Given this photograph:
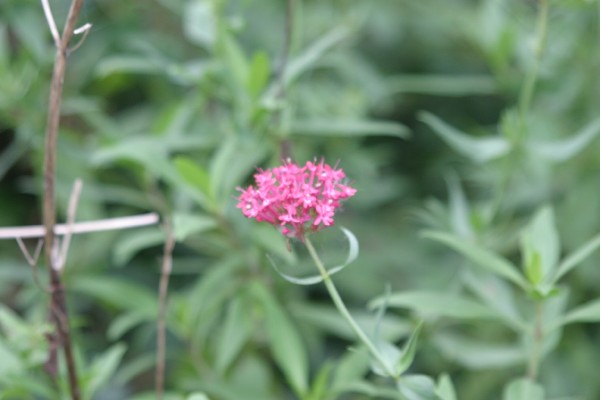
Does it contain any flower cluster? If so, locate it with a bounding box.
[237,160,356,238]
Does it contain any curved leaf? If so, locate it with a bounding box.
[423,230,528,289]
[270,227,359,285]
[419,111,510,163]
[532,116,600,162]
[291,119,410,138]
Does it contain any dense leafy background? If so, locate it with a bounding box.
[1,0,600,399]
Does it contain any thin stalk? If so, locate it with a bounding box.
[42,0,86,399]
[518,0,549,137]
[527,301,544,381]
[156,223,175,400]
[304,236,397,379]
[490,0,549,222]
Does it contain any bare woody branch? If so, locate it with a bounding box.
[0,213,160,240]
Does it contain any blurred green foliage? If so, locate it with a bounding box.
[1,0,600,399]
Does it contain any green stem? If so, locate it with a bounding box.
[518,0,549,137]
[304,236,397,378]
[527,301,544,381]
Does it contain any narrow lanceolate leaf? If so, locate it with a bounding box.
[553,231,600,284]
[435,374,457,400]
[532,116,600,162]
[215,296,254,374]
[395,322,423,375]
[502,378,544,400]
[560,299,600,326]
[291,119,410,138]
[520,206,560,284]
[419,112,510,163]
[370,291,500,321]
[270,227,359,285]
[423,231,528,289]
[250,282,308,397]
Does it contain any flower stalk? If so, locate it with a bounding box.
[304,235,398,379]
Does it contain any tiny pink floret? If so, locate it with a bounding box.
[237,160,356,238]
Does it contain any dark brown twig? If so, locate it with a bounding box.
[156,221,175,400]
[41,0,87,399]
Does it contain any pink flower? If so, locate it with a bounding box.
[237,159,356,239]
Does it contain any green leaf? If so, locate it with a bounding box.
[397,375,438,400]
[423,231,528,289]
[395,322,423,375]
[112,228,165,266]
[173,213,217,242]
[445,172,473,239]
[183,0,216,48]
[561,299,600,326]
[247,51,270,98]
[291,119,410,138]
[70,276,157,315]
[215,295,254,374]
[520,207,559,285]
[173,156,212,200]
[419,111,510,163]
[330,349,370,392]
[250,282,308,397]
[370,291,500,320]
[502,378,544,400]
[532,116,600,162]
[108,311,150,340]
[285,26,350,85]
[83,343,127,399]
[433,333,525,369]
[270,227,358,285]
[553,231,600,284]
[187,394,210,400]
[435,374,457,400]
[221,32,249,89]
[385,74,497,96]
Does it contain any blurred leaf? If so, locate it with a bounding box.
[271,227,358,285]
[561,299,600,326]
[284,26,350,85]
[82,343,127,399]
[385,74,496,96]
[502,378,544,400]
[423,231,528,289]
[306,362,333,400]
[520,207,559,285]
[108,311,149,340]
[247,51,270,98]
[291,119,409,138]
[397,375,438,400]
[553,231,600,284]
[221,32,249,90]
[435,374,457,400]
[462,270,525,330]
[173,156,213,206]
[215,295,254,374]
[209,137,268,205]
[332,380,406,399]
[113,227,165,266]
[173,213,217,241]
[371,291,500,320]
[446,172,473,239]
[0,337,23,375]
[71,276,157,315]
[183,0,216,48]
[292,303,411,342]
[253,224,297,266]
[419,112,510,163]
[370,340,401,378]
[532,116,600,162]
[331,349,370,392]
[186,394,210,400]
[395,322,423,375]
[250,282,308,397]
[433,332,525,369]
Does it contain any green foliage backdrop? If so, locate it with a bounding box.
[1,0,600,399]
